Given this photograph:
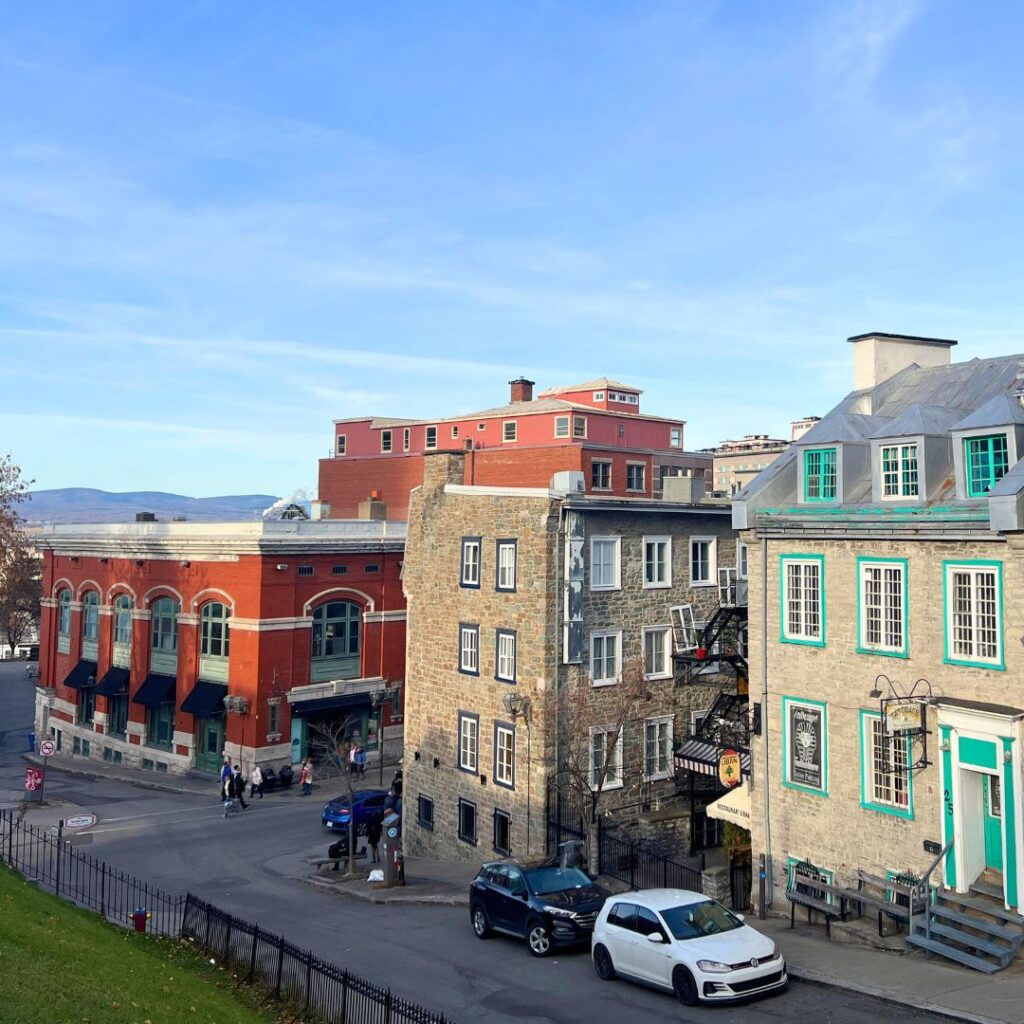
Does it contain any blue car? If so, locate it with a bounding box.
[321,789,389,835]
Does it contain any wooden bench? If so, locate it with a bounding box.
[786,862,847,938]
[840,869,924,937]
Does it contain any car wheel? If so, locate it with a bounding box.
[673,965,699,1006]
[593,944,616,981]
[471,903,492,939]
[526,917,553,958]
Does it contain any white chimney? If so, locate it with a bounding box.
[849,332,957,391]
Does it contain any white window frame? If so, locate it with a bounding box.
[691,707,710,733]
[781,556,824,645]
[403,427,411,452]
[425,425,438,450]
[670,427,683,447]
[458,713,479,772]
[642,626,672,680]
[502,420,517,443]
[626,462,646,492]
[496,630,516,683]
[643,536,671,589]
[858,559,906,655]
[591,460,612,490]
[554,415,570,438]
[380,429,392,453]
[689,536,717,586]
[862,711,911,813]
[450,424,460,439]
[880,443,919,499]
[593,391,605,401]
[496,541,516,592]
[589,726,623,790]
[460,538,481,587]
[590,631,622,686]
[590,536,621,591]
[738,542,749,579]
[643,716,674,781]
[573,415,587,438]
[494,724,515,788]
[945,562,1003,668]
[459,625,479,674]
[336,434,346,455]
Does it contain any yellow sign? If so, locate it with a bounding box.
[885,700,923,734]
[719,748,742,788]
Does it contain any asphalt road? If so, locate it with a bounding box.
[0,663,945,1023]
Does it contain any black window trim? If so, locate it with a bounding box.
[494,628,517,684]
[493,808,512,856]
[457,709,480,774]
[492,718,516,790]
[495,538,517,593]
[417,794,434,830]
[458,797,478,845]
[459,536,482,589]
[458,622,480,676]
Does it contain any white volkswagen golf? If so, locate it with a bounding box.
[591,889,787,1005]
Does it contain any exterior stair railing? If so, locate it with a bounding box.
[910,838,953,942]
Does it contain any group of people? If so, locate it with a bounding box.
[347,743,367,777]
[220,760,263,815]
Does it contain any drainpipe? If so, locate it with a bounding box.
[760,534,773,909]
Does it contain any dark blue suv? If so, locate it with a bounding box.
[469,861,607,957]
[321,788,389,835]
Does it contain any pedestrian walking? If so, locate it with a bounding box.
[354,744,366,778]
[219,757,232,802]
[347,744,358,775]
[222,773,238,817]
[366,812,382,863]
[250,764,264,799]
[231,765,249,810]
[300,757,314,796]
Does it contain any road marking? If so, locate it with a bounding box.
[90,802,304,834]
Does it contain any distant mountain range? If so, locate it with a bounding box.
[21,488,282,525]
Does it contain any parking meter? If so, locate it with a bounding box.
[381,810,403,886]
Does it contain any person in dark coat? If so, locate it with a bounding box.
[366,812,383,863]
[231,765,249,810]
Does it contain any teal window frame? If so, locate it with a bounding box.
[964,434,1009,497]
[803,448,837,501]
[943,560,1005,671]
[856,557,909,659]
[779,554,826,648]
[781,695,829,797]
[858,710,914,819]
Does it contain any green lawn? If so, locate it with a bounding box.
[0,865,278,1024]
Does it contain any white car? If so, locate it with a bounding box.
[591,889,787,1005]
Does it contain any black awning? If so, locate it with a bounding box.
[290,692,370,717]
[133,672,176,707]
[674,739,751,778]
[180,681,227,717]
[63,660,98,689]
[95,667,130,697]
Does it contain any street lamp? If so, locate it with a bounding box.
[223,695,251,774]
[370,685,400,786]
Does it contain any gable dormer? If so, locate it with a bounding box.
[951,395,1024,500]
[868,405,957,504]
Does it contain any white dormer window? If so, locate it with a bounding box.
[503,420,518,442]
[881,444,919,498]
[593,391,605,401]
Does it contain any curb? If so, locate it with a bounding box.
[302,874,469,906]
[21,752,211,797]
[787,963,1008,1024]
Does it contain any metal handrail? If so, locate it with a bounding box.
[910,839,953,942]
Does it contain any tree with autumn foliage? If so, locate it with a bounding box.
[0,455,37,657]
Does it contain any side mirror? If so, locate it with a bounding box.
[646,932,665,944]
[735,914,745,922]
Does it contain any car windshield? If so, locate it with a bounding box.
[523,867,593,895]
[660,900,743,940]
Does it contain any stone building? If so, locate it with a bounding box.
[734,331,1024,949]
[403,452,741,865]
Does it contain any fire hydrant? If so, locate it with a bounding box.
[131,907,150,933]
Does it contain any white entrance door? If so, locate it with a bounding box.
[958,768,987,891]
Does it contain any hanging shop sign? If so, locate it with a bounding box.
[718,749,742,788]
[882,697,925,735]
[787,701,824,792]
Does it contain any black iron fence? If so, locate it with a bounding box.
[182,894,450,1024]
[0,807,184,934]
[597,824,703,893]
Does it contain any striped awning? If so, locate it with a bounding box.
[675,739,751,778]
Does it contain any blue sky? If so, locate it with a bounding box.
[3,1,1023,497]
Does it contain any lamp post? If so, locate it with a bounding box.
[502,692,531,855]
[370,685,400,786]
[223,695,251,774]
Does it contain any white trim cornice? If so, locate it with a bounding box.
[231,616,313,632]
[364,610,407,623]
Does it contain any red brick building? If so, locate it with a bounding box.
[35,517,406,775]
[318,377,710,518]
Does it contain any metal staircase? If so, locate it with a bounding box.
[907,889,1024,972]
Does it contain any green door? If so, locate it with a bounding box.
[984,775,1003,872]
[196,715,225,773]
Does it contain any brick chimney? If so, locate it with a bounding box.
[509,377,535,403]
[357,491,387,521]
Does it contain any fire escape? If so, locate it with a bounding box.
[670,568,754,853]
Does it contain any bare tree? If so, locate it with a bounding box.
[308,716,361,875]
[0,537,40,656]
[554,655,655,859]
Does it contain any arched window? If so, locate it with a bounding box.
[310,601,361,681]
[150,597,179,674]
[57,589,72,636]
[82,591,99,642]
[199,602,231,682]
[112,595,133,668]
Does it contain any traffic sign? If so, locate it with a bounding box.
[24,767,43,791]
[39,739,56,758]
[387,826,398,839]
[63,813,97,830]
